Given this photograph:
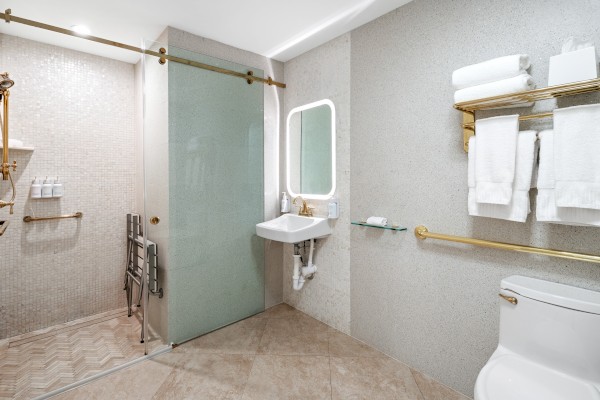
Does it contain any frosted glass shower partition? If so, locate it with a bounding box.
[143,41,265,345]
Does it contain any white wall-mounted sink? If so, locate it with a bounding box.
[256,214,331,243]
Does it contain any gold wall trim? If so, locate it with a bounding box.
[0,9,286,89]
[415,225,600,264]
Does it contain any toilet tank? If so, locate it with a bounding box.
[498,275,600,383]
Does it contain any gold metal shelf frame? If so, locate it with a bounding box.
[23,212,83,223]
[0,9,286,89]
[415,225,600,264]
[455,78,600,151]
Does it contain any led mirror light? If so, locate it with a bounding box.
[286,99,336,200]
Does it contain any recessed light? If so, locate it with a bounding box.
[70,25,90,35]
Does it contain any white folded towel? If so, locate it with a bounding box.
[452,54,531,89]
[475,115,520,205]
[553,104,600,210]
[468,131,536,222]
[366,216,387,227]
[537,130,600,226]
[454,74,535,104]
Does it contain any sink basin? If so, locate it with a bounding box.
[256,214,331,243]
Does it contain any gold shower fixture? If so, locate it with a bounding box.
[0,71,17,214]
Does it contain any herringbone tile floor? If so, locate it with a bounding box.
[0,308,165,400]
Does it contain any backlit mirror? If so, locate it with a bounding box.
[286,99,336,200]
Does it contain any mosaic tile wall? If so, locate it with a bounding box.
[0,34,135,339]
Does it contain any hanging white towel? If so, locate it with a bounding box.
[554,104,600,210]
[536,130,600,226]
[452,54,531,89]
[468,131,536,222]
[454,74,535,104]
[475,115,519,205]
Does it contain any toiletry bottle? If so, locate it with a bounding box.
[328,195,339,219]
[41,177,53,198]
[31,177,42,199]
[52,177,64,198]
[281,192,290,213]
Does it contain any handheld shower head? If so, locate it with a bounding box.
[0,73,14,90]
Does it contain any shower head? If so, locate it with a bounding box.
[0,73,14,90]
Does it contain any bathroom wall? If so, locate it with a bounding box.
[281,0,600,396]
[0,34,135,339]
[282,33,352,333]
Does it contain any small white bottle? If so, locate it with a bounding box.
[328,195,339,219]
[41,177,53,198]
[281,192,291,213]
[31,177,42,199]
[52,177,64,198]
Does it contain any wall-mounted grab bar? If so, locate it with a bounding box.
[415,225,600,264]
[23,212,82,223]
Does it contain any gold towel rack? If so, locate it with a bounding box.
[415,225,600,265]
[455,78,600,151]
[23,212,83,223]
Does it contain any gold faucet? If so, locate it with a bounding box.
[292,196,313,217]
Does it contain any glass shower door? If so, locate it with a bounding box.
[143,42,265,345]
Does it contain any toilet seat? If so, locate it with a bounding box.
[474,354,600,400]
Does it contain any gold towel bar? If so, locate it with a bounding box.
[23,212,83,223]
[415,225,600,264]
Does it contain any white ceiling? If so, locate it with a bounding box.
[0,0,412,64]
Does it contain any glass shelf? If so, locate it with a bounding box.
[351,221,407,231]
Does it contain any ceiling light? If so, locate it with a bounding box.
[70,25,90,35]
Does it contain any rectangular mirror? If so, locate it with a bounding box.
[286,99,336,200]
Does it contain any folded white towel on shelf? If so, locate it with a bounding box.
[452,54,531,90]
[366,216,387,227]
[474,115,520,205]
[553,104,600,210]
[536,130,600,226]
[468,131,536,222]
[454,74,535,104]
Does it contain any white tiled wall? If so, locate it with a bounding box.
[0,34,135,339]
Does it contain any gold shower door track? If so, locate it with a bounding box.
[0,9,286,89]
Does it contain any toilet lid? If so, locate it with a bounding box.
[475,354,600,400]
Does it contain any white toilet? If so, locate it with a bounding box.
[475,275,600,400]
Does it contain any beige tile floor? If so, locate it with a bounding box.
[55,304,472,400]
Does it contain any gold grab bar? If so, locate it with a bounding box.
[0,9,286,89]
[414,225,600,265]
[23,212,83,223]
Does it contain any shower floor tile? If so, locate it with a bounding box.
[52,303,471,400]
[0,307,166,400]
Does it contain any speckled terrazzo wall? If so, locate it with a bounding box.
[349,0,600,396]
[282,33,352,334]
[0,34,135,339]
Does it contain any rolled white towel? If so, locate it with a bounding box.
[366,216,387,227]
[452,54,530,89]
[454,74,535,104]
